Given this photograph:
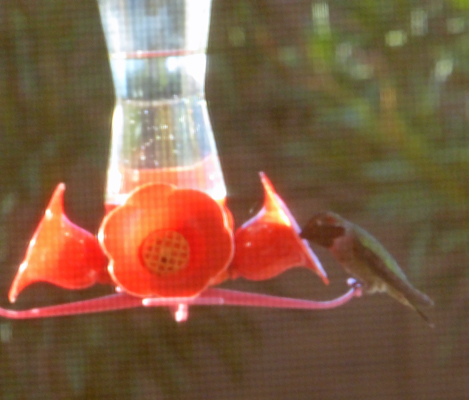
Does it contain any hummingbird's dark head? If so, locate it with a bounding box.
[300,212,346,248]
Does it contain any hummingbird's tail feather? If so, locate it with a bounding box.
[398,281,434,308]
[388,287,434,327]
[413,306,434,328]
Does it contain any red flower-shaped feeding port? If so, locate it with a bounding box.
[99,183,234,298]
[229,173,328,284]
[9,184,109,303]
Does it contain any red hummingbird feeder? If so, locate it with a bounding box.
[0,0,361,322]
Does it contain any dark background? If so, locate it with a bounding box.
[0,0,468,399]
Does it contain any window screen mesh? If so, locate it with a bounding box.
[0,1,466,399]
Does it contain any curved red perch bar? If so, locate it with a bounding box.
[0,282,362,321]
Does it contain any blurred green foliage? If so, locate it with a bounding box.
[210,0,469,378]
[0,0,469,398]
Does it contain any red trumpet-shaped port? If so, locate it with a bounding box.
[229,172,329,284]
[99,183,234,298]
[9,184,109,303]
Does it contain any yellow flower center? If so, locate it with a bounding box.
[140,230,190,276]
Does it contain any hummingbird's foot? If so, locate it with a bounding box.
[347,278,363,298]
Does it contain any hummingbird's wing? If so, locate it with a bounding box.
[351,226,434,308]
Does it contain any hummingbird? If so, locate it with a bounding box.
[300,211,434,325]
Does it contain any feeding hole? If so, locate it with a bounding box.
[140,230,190,276]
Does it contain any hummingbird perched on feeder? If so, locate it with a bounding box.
[300,211,434,325]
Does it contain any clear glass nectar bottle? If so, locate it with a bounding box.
[97,0,226,211]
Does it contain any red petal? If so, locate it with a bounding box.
[99,184,234,298]
[229,173,328,284]
[9,184,109,302]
